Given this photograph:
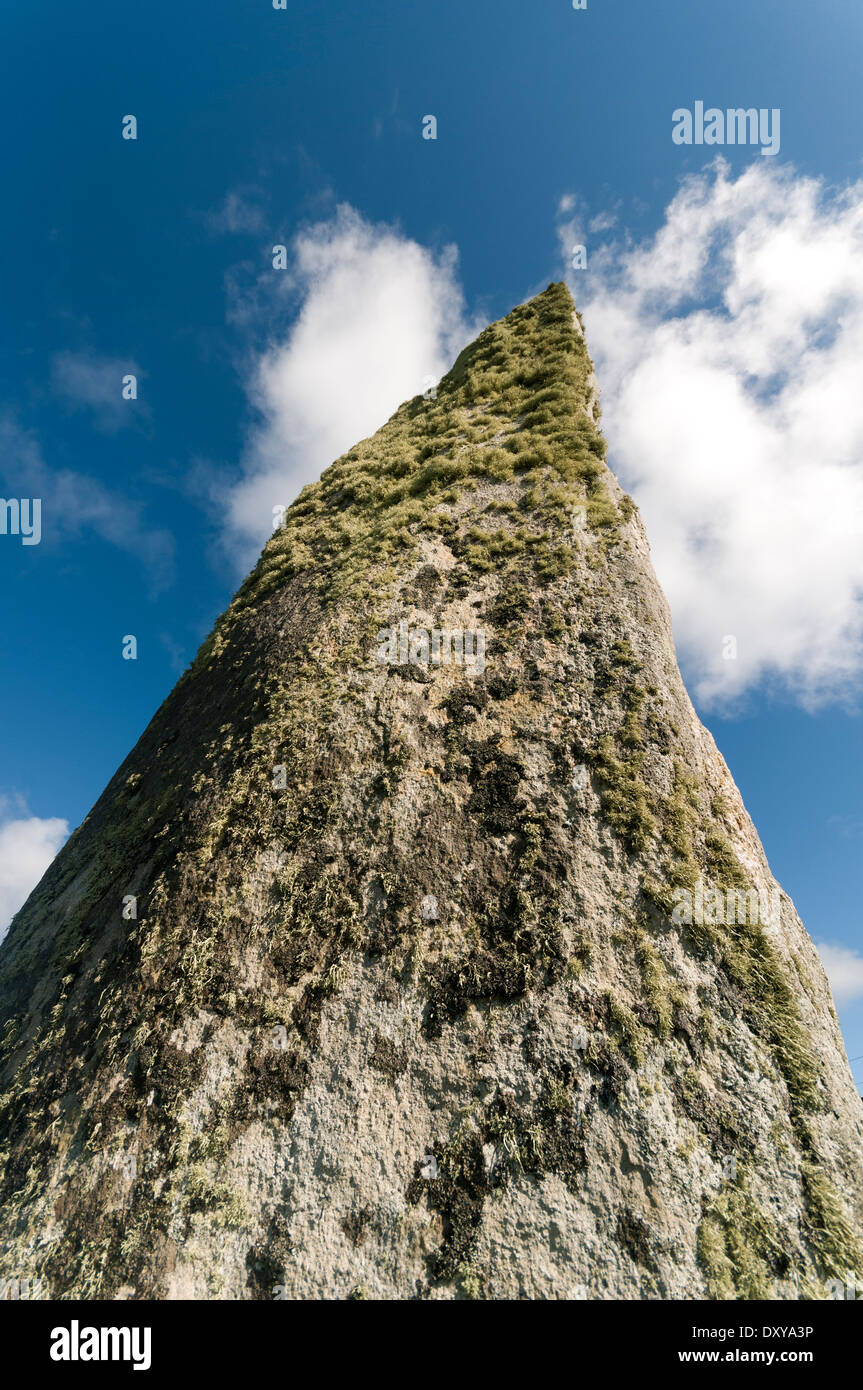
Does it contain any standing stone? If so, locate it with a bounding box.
[1,283,860,1300]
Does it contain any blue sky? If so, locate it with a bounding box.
[2,0,862,1077]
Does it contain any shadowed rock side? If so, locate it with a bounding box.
[1,283,861,1300]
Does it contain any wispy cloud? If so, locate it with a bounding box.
[827,814,863,841]
[0,414,175,594]
[560,160,863,709]
[205,188,266,237]
[51,351,147,432]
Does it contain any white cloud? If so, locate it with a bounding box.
[0,804,69,945]
[561,160,863,708]
[222,204,477,568]
[52,352,146,432]
[816,941,863,1009]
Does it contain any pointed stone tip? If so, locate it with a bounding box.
[513,280,575,316]
[541,279,573,300]
[450,280,581,380]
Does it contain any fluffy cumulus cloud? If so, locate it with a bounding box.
[816,941,863,1009]
[223,204,477,568]
[0,800,68,945]
[561,160,863,708]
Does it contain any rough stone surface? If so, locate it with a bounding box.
[1,283,861,1300]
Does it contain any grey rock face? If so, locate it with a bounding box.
[1,283,861,1300]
